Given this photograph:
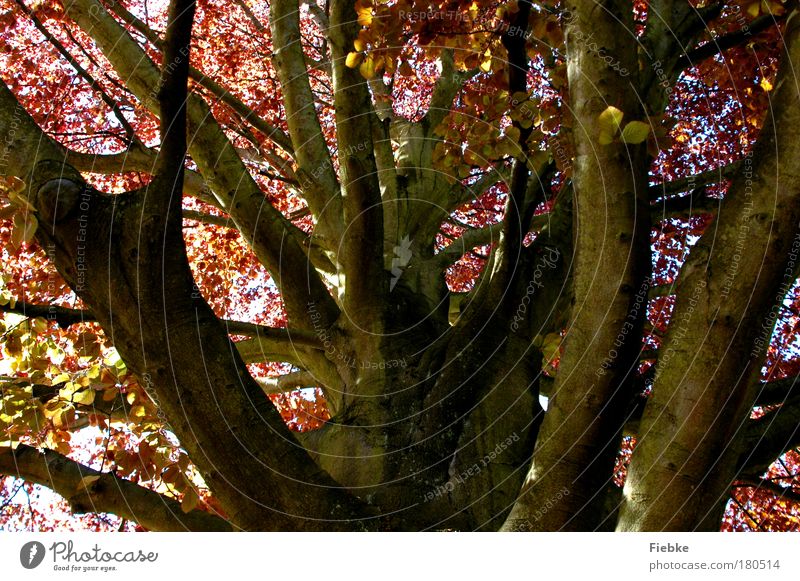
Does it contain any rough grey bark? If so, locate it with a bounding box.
[618,9,800,531]
[502,0,651,531]
[2,0,799,532]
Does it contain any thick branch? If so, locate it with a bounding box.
[639,1,723,114]
[733,480,800,506]
[619,11,800,531]
[0,81,70,191]
[153,0,194,195]
[475,0,536,315]
[0,86,215,207]
[182,209,232,227]
[649,160,742,199]
[328,0,386,336]
[432,211,554,270]
[433,222,504,268]
[0,298,323,351]
[269,0,341,231]
[258,370,319,394]
[305,1,330,31]
[503,0,650,532]
[0,300,89,328]
[0,299,330,374]
[0,445,232,531]
[753,375,800,406]
[29,159,370,529]
[423,50,476,136]
[446,163,513,214]
[652,190,721,221]
[675,12,786,71]
[740,397,800,478]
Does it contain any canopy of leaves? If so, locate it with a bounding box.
[0,0,799,531]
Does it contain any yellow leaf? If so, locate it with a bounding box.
[480,48,493,71]
[0,175,25,195]
[511,91,529,105]
[463,149,482,166]
[181,487,200,513]
[130,405,146,418]
[52,406,75,429]
[58,382,77,401]
[747,2,760,17]
[359,56,376,79]
[770,1,786,15]
[357,8,373,27]
[345,51,363,68]
[73,388,95,406]
[760,77,773,92]
[541,332,562,360]
[31,317,48,334]
[162,464,180,484]
[504,125,521,144]
[52,373,70,384]
[8,189,36,212]
[597,106,624,145]
[372,54,385,75]
[620,120,651,144]
[526,150,550,172]
[23,214,37,242]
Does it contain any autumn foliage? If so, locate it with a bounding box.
[1,0,800,531]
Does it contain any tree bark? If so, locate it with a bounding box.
[0,445,231,531]
[618,9,800,531]
[503,0,651,531]
[3,0,375,531]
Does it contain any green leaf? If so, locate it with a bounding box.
[52,373,70,384]
[597,106,624,145]
[73,388,95,406]
[620,120,651,144]
[511,91,529,105]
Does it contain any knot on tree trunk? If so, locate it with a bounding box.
[31,160,87,225]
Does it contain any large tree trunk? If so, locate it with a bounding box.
[617,10,800,531]
[502,0,651,531]
[3,0,799,533]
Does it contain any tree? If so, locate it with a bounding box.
[1,0,800,532]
